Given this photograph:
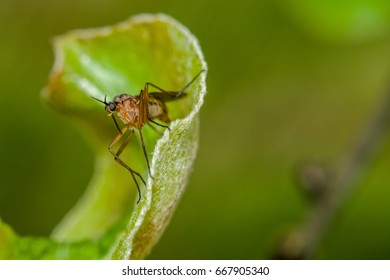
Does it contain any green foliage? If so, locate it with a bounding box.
[278,0,390,43]
[0,14,207,259]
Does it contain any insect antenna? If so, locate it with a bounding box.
[92,96,122,133]
[91,95,108,105]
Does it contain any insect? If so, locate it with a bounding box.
[92,70,204,203]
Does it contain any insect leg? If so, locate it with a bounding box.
[108,127,145,203]
[145,82,175,97]
[138,128,154,179]
[147,122,164,136]
[115,129,133,157]
[146,69,205,98]
[111,115,122,134]
[149,119,170,131]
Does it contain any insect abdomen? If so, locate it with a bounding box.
[148,99,169,123]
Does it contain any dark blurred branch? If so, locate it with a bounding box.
[277,89,390,259]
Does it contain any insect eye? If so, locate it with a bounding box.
[106,102,116,112]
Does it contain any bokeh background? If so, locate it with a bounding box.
[1,0,390,259]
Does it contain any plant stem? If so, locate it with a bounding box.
[277,90,390,259]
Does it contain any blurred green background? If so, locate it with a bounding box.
[1,0,390,259]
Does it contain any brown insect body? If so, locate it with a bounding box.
[112,93,169,130]
[93,70,204,203]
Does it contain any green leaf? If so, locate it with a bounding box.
[1,13,207,259]
[1,216,127,259]
[44,13,207,259]
[0,218,15,259]
[277,1,390,44]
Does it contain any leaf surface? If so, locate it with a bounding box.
[1,13,207,259]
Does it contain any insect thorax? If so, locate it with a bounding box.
[114,94,139,128]
[114,94,169,128]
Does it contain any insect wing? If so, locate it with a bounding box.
[149,91,187,101]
